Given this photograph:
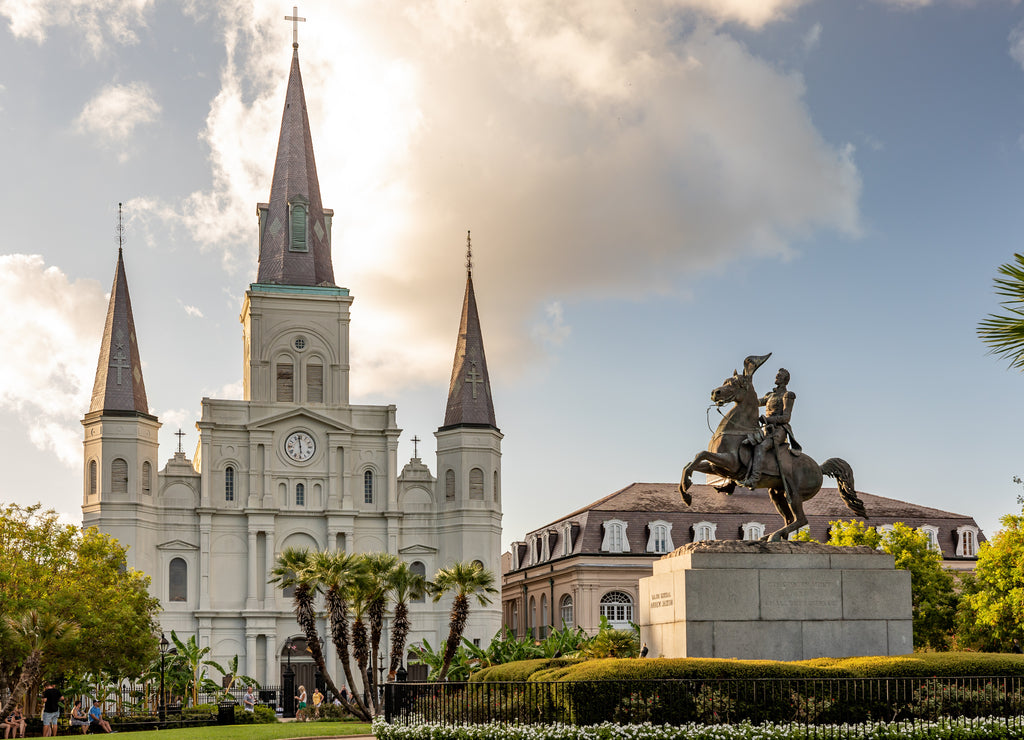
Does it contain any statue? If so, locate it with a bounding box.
[679,353,867,542]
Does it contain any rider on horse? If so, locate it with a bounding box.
[740,367,802,495]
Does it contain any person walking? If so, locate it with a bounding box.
[39,684,62,737]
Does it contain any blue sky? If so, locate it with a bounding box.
[1,0,1023,550]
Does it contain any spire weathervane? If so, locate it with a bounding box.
[466,230,473,278]
[285,5,306,49]
[116,202,125,254]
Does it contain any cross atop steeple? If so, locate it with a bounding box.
[411,435,421,458]
[466,230,473,278]
[285,6,305,49]
[175,429,185,453]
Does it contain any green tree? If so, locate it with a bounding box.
[430,561,498,681]
[363,551,398,709]
[827,520,957,649]
[958,503,1024,650]
[388,562,427,677]
[310,551,371,721]
[0,611,78,718]
[0,504,160,705]
[978,253,1024,368]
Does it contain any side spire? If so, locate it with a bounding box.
[441,231,497,430]
[256,21,335,287]
[89,204,150,416]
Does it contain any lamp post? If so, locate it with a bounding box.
[158,633,177,722]
[283,640,296,719]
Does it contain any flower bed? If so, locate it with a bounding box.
[373,716,1024,740]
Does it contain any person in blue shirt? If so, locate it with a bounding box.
[88,701,112,733]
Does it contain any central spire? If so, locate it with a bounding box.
[256,31,335,287]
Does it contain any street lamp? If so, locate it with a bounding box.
[158,633,177,722]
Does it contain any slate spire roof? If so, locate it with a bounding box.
[256,43,335,286]
[89,248,150,416]
[442,232,497,430]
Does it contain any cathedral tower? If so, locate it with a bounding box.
[434,233,503,623]
[82,239,161,570]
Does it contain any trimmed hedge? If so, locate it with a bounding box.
[470,652,1024,683]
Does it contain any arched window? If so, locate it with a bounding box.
[225,466,235,502]
[142,462,152,495]
[646,521,674,554]
[956,526,979,557]
[600,591,633,627]
[742,522,765,541]
[472,559,485,570]
[445,469,456,501]
[560,594,574,628]
[89,460,97,497]
[276,362,294,402]
[169,558,187,602]
[289,201,308,252]
[111,458,128,495]
[529,596,537,638]
[410,561,426,603]
[601,519,629,553]
[363,470,374,503]
[469,468,484,500]
[920,525,940,552]
[693,521,717,542]
[511,602,519,635]
[540,594,548,638]
[306,363,323,403]
[295,483,305,507]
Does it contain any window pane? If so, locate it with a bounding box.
[277,364,294,402]
[307,364,323,403]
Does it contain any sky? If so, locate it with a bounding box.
[2,0,1024,551]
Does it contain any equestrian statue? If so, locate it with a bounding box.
[679,353,867,542]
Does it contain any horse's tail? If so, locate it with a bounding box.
[821,457,868,520]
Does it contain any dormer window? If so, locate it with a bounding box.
[742,522,764,540]
[601,519,629,553]
[956,525,979,558]
[693,521,717,542]
[562,523,573,557]
[646,520,674,554]
[920,525,940,552]
[289,198,309,252]
[541,531,551,561]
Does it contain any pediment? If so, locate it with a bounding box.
[157,539,199,551]
[248,408,355,434]
[398,544,438,556]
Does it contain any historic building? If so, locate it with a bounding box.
[501,482,983,639]
[81,39,503,688]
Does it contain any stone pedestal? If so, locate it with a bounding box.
[638,541,912,660]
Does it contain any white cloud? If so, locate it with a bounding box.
[532,302,571,347]
[803,22,823,54]
[75,82,161,156]
[0,255,107,464]
[182,303,203,318]
[132,1,861,396]
[1011,21,1024,72]
[0,0,154,54]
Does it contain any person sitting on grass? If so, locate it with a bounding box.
[88,700,112,733]
[69,701,90,735]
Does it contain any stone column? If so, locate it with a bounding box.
[199,514,212,611]
[247,527,258,610]
[246,632,258,678]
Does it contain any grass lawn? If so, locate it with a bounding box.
[106,721,373,739]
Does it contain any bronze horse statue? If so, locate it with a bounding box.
[679,356,867,542]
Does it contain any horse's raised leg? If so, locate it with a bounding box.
[680,451,739,506]
[766,488,809,542]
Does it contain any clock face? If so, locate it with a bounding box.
[285,431,316,462]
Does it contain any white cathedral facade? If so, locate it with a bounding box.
[81,40,502,686]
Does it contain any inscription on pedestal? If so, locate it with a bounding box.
[760,571,841,620]
[650,591,674,609]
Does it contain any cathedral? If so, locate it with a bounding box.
[80,38,503,687]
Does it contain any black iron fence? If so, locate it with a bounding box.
[50,684,285,717]
[384,676,1024,733]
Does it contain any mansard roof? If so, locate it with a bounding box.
[256,45,335,287]
[441,268,497,431]
[510,482,985,566]
[88,248,152,417]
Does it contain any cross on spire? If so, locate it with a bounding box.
[175,429,185,453]
[116,202,125,254]
[465,230,473,278]
[411,435,421,458]
[285,5,305,48]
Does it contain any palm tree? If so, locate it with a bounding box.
[979,253,1024,368]
[168,632,218,706]
[310,551,371,721]
[0,610,78,718]
[430,561,498,681]
[269,548,340,702]
[363,552,398,696]
[388,562,427,676]
[347,575,376,710]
